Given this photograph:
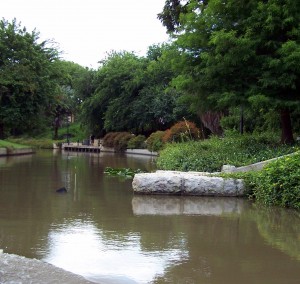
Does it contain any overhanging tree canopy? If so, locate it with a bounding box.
[159,0,300,143]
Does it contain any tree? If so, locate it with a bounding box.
[131,44,193,134]
[80,51,146,136]
[0,18,60,138]
[80,47,191,136]
[159,0,300,143]
[50,60,95,139]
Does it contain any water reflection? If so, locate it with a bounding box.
[0,151,299,284]
[0,154,33,167]
[44,219,187,284]
[132,196,250,216]
[251,206,300,261]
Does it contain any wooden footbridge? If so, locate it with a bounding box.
[62,144,102,153]
[62,140,108,153]
[61,140,157,156]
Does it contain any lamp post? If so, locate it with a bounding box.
[67,114,71,145]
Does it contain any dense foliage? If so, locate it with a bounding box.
[0,19,94,140]
[79,49,191,137]
[159,0,300,143]
[250,152,300,209]
[0,19,60,138]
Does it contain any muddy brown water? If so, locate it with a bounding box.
[0,150,299,284]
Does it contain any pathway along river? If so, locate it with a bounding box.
[0,150,299,284]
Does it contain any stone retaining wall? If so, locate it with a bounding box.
[221,151,299,173]
[0,148,34,156]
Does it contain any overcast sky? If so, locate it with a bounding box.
[2,0,169,68]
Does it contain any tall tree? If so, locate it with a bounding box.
[80,51,146,135]
[50,60,94,139]
[159,0,300,143]
[80,47,190,136]
[0,18,60,138]
[131,44,192,134]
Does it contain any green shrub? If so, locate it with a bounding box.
[251,152,300,209]
[163,120,201,143]
[127,135,146,149]
[113,132,133,152]
[103,132,121,148]
[146,131,165,152]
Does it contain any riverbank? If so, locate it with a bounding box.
[133,151,300,210]
[0,147,34,156]
[132,155,288,196]
[0,140,34,156]
[0,252,95,284]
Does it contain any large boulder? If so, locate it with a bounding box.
[132,171,245,196]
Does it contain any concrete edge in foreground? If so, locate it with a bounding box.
[0,252,95,284]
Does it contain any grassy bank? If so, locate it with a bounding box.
[6,122,88,149]
[7,138,58,149]
[38,122,88,142]
[157,133,297,172]
[0,140,30,149]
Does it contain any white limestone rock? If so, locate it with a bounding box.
[132,171,245,196]
[132,172,182,194]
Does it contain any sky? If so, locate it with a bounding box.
[2,0,170,69]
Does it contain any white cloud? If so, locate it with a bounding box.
[1,0,169,68]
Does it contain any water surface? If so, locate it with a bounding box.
[0,151,299,283]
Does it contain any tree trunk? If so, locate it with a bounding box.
[280,108,294,144]
[0,122,4,139]
[240,105,244,135]
[53,116,60,140]
[199,111,223,136]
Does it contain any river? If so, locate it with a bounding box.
[0,150,299,284]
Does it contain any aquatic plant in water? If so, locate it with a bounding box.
[104,167,144,178]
